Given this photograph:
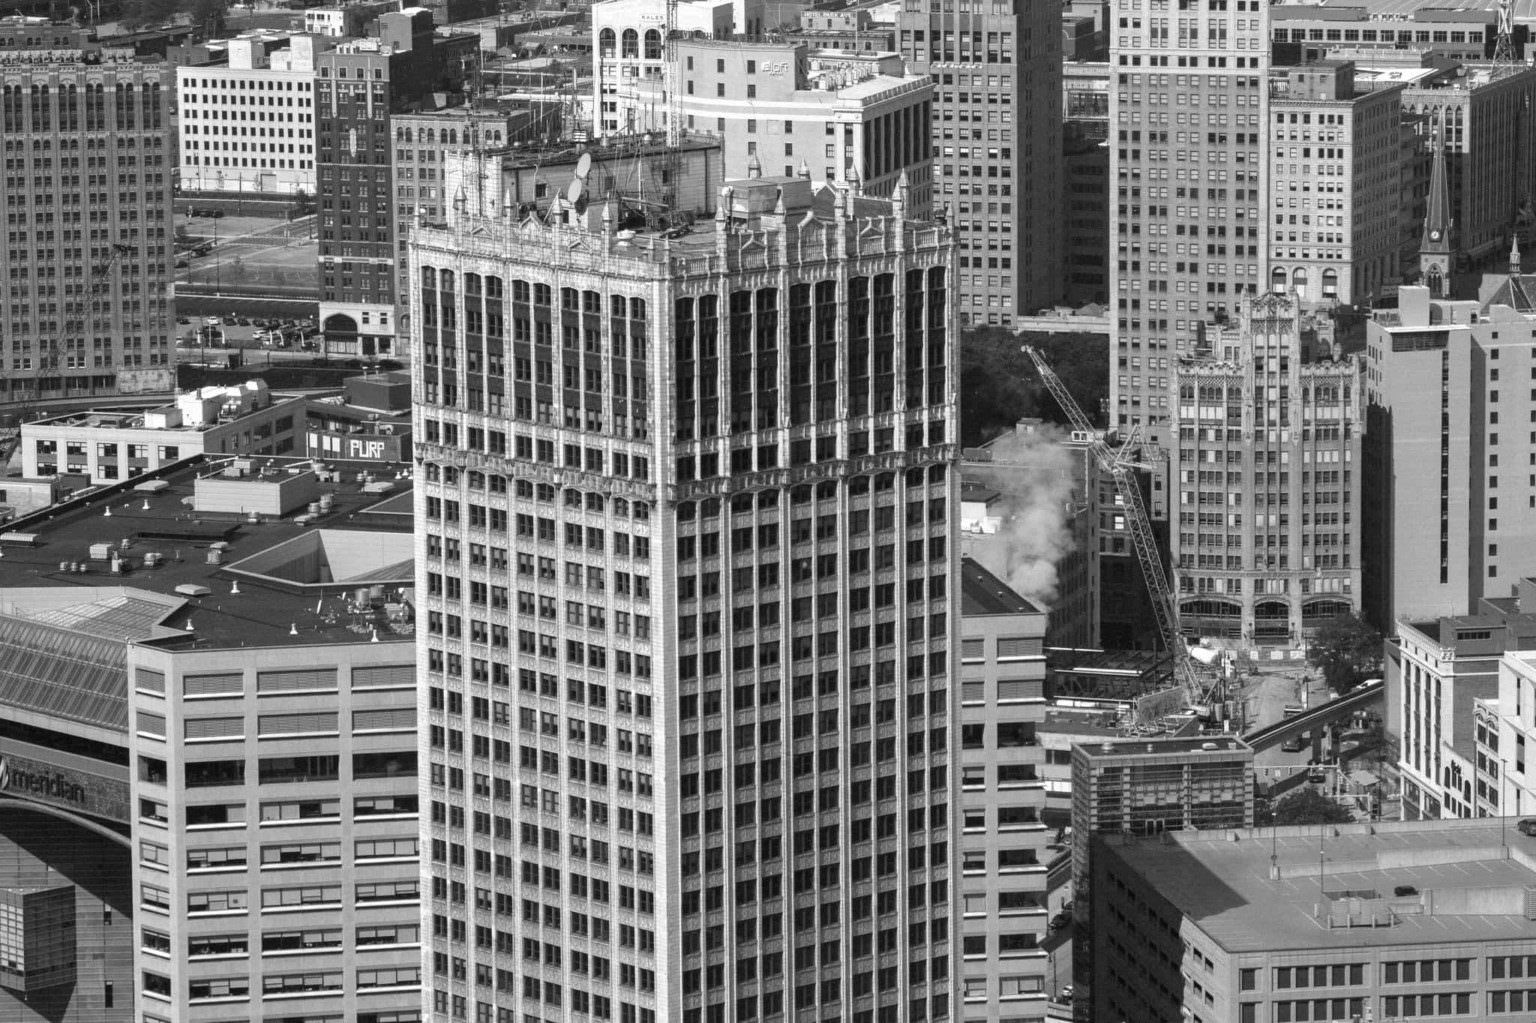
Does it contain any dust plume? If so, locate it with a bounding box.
[969,424,1079,606]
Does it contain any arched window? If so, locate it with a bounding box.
[644,29,662,59]
[1321,268,1339,297]
[599,27,615,56]
[1271,267,1286,293]
[621,28,639,57]
[1292,267,1308,290]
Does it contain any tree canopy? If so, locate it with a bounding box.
[1307,612,1384,694]
[116,0,228,37]
[959,327,1108,448]
[1266,786,1354,826]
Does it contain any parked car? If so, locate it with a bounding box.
[1308,765,1327,784]
[1518,818,1536,837]
[1280,736,1305,753]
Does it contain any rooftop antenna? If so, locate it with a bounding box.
[661,0,682,209]
[1494,0,1517,73]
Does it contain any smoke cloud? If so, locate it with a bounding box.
[968,424,1079,607]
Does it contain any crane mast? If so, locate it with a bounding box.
[1021,345,1219,715]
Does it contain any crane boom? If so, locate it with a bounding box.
[1021,345,1216,714]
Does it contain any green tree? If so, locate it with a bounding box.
[189,0,230,39]
[959,327,1108,447]
[289,188,316,220]
[1267,786,1353,826]
[1307,611,1383,694]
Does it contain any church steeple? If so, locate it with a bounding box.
[1420,112,1454,297]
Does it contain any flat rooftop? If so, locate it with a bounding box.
[1105,817,1536,952]
[30,393,305,435]
[1051,648,1173,675]
[960,557,1043,616]
[1038,707,1124,737]
[1080,736,1251,758]
[0,456,415,650]
[1272,0,1510,21]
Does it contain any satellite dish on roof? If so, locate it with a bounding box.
[567,151,592,215]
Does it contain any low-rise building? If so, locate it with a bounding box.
[1071,736,1255,1022]
[305,1,397,38]
[22,383,306,484]
[1093,817,1536,1023]
[305,371,413,463]
[0,454,420,1023]
[1394,587,1536,822]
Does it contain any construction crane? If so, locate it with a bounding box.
[1021,345,1222,717]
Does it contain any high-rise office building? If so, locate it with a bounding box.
[1362,262,1536,626]
[175,32,324,196]
[1108,0,1270,447]
[390,104,545,337]
[315,9,455,357]
[412,149,958,1023]
[1266,60,1404,306]
[956,559,1050,1014]
[895,0,1062,326]
[0,16,175,404]
[1063,60,1110,307]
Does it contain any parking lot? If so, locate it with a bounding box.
[175,312,321,362]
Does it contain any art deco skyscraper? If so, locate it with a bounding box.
[413,148,959,1023]
[1108,0,1270,446]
